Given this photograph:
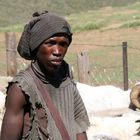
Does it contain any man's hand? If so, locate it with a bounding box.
[77,132,88,140]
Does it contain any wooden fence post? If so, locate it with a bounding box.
[122,42,128,91]
[5,32,17,76]
[77,51,91,85]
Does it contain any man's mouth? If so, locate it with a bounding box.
[51,59,62,65]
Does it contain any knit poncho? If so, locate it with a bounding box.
[8,62,90,140]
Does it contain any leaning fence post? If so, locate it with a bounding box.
[122,42,128,91]
[5,32,17,76]
[77,51,91,85]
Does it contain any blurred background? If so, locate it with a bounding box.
[0,0,140,89]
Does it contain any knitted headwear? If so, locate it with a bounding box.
[17,11,73,60]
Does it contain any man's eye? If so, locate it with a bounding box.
[60,42,69,48]
[44,41,56,46]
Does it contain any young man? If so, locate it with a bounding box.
[0,11,90,140]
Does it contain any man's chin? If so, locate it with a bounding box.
[46,65,60,73]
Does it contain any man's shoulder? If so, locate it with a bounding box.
[13,66,33,82]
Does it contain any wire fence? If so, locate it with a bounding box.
[68,42,140,89]
[0,32,140,89]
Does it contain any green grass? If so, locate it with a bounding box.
[65,37,140,89]
[65,45,124,86]
[0,0,140,28]
[0,25,24,32]
[67,2,140,32]
[120,21,140,28]
[0,2,140,32]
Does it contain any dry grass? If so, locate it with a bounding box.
[0,15,140,89]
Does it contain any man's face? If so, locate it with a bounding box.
[36,34,70,73]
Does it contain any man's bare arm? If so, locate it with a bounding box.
[0,84,27,140]
[77,132,88,140]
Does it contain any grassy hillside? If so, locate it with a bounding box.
[1,1,140,33]
[68,2,140,32]
[0,0,140,28]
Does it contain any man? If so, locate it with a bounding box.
[0,11,90,140]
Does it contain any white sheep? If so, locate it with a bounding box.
[76,82,140,140]
[0,90,6,129]
[76,82,131,114]
[0,79,140,140]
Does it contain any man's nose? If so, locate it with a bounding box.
[53,46,62,56]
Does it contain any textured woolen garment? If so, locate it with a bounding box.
[7,61,90,140]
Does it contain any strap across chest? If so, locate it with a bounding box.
[27,67,71,140]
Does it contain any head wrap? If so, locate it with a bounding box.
[17,11,73,60]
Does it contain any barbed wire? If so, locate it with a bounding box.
[72,43,121,47]
[0,38,140,88]
[128,46,140,51]
[92,64,123,70]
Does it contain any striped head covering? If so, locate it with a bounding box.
[17,11,73,60]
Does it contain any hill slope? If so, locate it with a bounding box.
[0,0,139,28]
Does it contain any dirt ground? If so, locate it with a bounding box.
[0,28,140,88]
[69,28,140,52]
[1,28,140,52]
